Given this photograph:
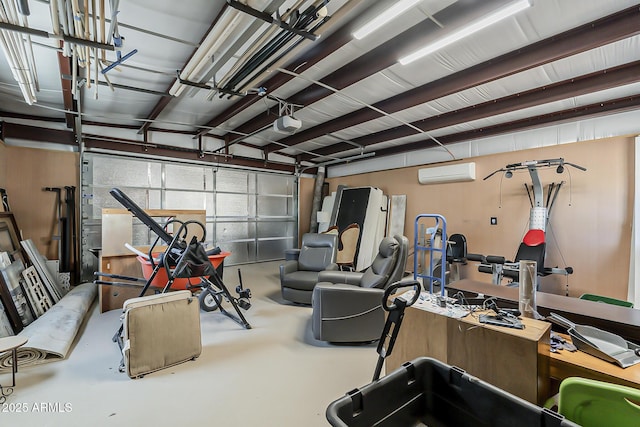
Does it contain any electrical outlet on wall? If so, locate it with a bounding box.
[490,217,498,225]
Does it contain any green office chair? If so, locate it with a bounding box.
[557,377,640,427]
[579,293,634,308]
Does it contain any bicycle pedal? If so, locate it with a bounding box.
[238,299,251,310]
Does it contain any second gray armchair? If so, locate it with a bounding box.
[311,234,409,343]
[280,233,339,304]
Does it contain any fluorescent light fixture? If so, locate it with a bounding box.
[399,0,531,65]
[353,0,423,40]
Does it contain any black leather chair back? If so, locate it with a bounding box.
[514,241,546,275]
[387,234,409,286]
[446,233,467,262]
[361,235,409,289]
[360,237,398,288]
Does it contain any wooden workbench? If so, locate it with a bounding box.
[549,334,640,390]
[385,305,551,405]
[385,288,640,407]
[447,279,640,344]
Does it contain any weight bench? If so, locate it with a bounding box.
[468,229,572,286]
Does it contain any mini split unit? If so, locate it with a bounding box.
[273,115,302,134]
[418,162,476,184]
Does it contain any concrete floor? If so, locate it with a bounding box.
[0,261,379,427]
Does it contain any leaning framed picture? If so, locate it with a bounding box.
[0,302,13,337]
[0,260,35,328]
[0,266,23,333]
[0,212,25,264]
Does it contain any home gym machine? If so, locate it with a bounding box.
[468,158,585,290]
[94,188,252,332]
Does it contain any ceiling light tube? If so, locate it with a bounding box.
[353,0,422,40]
[399,0,531,65]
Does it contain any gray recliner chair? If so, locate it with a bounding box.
[311,235,409,343]
[280,233,339,304]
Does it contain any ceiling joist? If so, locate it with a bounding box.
[1,1,639,173]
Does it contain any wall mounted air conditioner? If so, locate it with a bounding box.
[418,162,476,185]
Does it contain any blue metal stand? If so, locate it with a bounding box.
[413,214,447,296]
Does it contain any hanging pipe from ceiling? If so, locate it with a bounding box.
[168,4,244,97]
[50,0,112,98]
[196,0,289,99]
[15,0,28,15]
[84,0,90,89]
[50,0,60,36]
[13,0,38,96]
[235,16,324,94]
[0,0,37,104]
[51,0,69,56]
[212,0,306,93]
[173,0,326,100]
[223,29,301,94]
[17,0,39,93]
[0,0,113,103]
[91,0,97,97]
[99,0,104,61]
[65,0,74,51]
[236,0,364,99]
[221,1,328,95]
[71,0,89,67]
[227,0,319,41]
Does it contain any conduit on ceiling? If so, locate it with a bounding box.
[170,0,330,100]
[0,0,38,104]
[0,0,130,104]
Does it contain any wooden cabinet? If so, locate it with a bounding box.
[98,252,155,313]
[386,306,550,405]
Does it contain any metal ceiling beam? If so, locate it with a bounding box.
[56,50,76,129]
[224,0,509,138]
[0,111,67,123]
[2,122,76,145]
[226,0,319,41]
[0,121,295,171]
[137,0,295,136]
[299,60,640,160]
[193,0,371,137]
[194,0,289,91]
[83,136,295,173]
[0,115,300,165]
[210,123,272,153]
[368,95,640,159]
[0,20,115,51]
[82,120,222,136]
[136,4,231,135]
[264,4,640,153]
[60,74,171,97]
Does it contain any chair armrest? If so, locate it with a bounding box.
[312,283,385,315]
[317,270,363,286]
[280,260,299,277]
[284,249,301,261]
